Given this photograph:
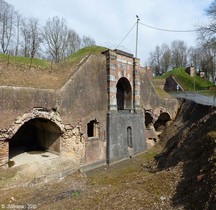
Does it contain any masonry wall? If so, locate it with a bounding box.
[59,54,107,164]
[140,69,179,118]
[0,141,8,166]
[103,49,146,164]
[0,87,57,129]
[0,54,108,166]
[107,112,146,164]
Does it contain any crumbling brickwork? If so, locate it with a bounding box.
[0,50,179,168]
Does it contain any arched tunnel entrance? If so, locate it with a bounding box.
[145,112,158,146]
[145,112,154,129]
[154,112,171,132]
[116,77,132,111]
[9,118,63,165]
[145,111,171,149]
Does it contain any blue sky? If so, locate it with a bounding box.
[6,0,213,64]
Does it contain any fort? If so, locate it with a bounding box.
[0,47,179,169]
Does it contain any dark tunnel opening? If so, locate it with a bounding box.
[116,77,132,111]
[154,112,171,132]
[145,112,154,129]
[9,118,63,159]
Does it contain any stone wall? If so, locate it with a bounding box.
[58,54,107,164]
[0,86,57,129]
[164,76,184,92]
[140,69,179,119]
[107,112,146,164]
[0,141,8,166]
[104,49,146,164]
[0,50,180,168]
[61,124,85,163]
[0,54,107,166]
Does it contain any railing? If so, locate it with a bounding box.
[171,91,216,106]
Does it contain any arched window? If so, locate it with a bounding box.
[127,126,132,148]
[116,77,132,111]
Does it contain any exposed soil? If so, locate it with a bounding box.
[0,100,215,210]
[0,60,76,89]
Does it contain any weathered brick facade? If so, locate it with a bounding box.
[0,49,179,168]
[103,49,146,164]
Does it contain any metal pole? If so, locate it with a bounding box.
[194,74,195,91]
[135,15,140,58]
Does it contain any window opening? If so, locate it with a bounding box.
[116,77,132,111]
[87,119,99,138]
[127,126,132,148]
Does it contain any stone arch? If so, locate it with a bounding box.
[8,108,65,159]
[144,111,154,129]
[154,111,171,132]
[116,77,132,111]
[8,108,64,139]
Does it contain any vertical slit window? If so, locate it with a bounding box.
[127,126,132,148]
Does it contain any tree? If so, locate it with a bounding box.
[21,17,41,58]
[197,0,216,80]
[171,40,188,67]
[0,0,15,53]
[198,0,216,44]
[42,16,69,62]
[82,35,96,48]
[14,11,22,56]
[65,29,81,57]
[148,45,162,76]
[188,47,202,70]
[160,43,171,73]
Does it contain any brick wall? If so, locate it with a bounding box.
[0,140,8,166]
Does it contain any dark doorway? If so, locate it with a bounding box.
[9,118,62,159]
[116,77,132,111]
[87,119,99,138]
[154,112,171,131]
[145,112,154,129]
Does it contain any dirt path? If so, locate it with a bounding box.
[0,146,182,210]
[0,100,215,210]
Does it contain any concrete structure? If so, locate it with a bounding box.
[0,48,179,168]
[103,50,146,164]
[164,76,184,92]
[186,66,195,77]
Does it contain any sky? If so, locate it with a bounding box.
[6,0,213,65]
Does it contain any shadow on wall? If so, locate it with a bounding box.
[155,102,216,210]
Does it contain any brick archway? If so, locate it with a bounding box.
[0,108,65,166]
[116,77,132,111]
[8,108,64,139]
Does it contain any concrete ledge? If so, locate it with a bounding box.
[80,160,106,172]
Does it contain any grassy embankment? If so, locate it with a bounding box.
[0,46,107,89]
[154,67,214,97]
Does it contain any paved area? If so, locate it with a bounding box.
[172,91,216,106]
[9,150,59,167]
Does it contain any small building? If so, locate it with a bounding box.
[164,76,184,92]
[185,66,195,77]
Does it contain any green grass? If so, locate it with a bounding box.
[0,53,50,68]
[66,45,107,65]
[158,67,213,91]
[0,45,107,69]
